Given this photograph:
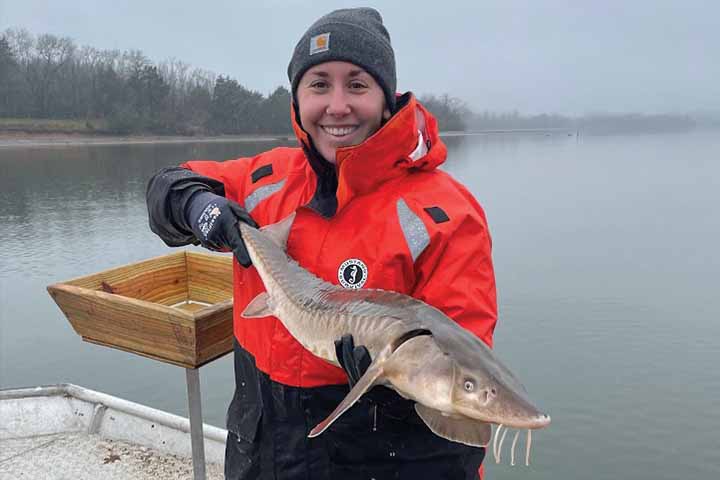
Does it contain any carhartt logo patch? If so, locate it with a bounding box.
[310,33,330,55]
[338,258,368,289]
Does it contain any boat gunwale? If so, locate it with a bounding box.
[0,383,227,444]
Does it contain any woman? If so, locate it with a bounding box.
[147,8,497,479]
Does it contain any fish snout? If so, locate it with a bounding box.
[488,385,551,430]
[503,411,551,430]
[531,413,551,429]
[506,403,552,430]
[495,411,551,430]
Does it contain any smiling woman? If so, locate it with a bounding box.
[145,7,498,480]
[296,62,390,163]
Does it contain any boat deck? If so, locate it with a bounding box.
[0,384,226,480]
[1,432,223,479]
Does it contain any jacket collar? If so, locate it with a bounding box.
[291,93,447,212]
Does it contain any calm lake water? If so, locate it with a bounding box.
[1,131,719,479]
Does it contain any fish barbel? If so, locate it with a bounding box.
[239,213,550,462]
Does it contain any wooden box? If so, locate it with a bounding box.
[47,251,234,368]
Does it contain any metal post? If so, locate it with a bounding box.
[186,367,206,480]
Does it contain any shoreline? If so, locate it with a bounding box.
[3,128,711,149]
[0,132,297,149]
[0,128,581,149]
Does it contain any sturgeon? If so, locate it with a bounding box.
[239,213,551,463]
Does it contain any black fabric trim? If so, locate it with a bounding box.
[424,206,450,224]
[251,164,273,183]
[394,92,412,112]
[226,340,263,443]
[303,143,338,218]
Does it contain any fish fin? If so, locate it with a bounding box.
[308,347,391,438]
[414,404,493,447]
[241,292,272,318]
[259,212,296,251]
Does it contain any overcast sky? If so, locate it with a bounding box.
[1,0,718,115]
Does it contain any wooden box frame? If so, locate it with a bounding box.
[47,251,234,368]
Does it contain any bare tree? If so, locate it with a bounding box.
[34,34,76,116]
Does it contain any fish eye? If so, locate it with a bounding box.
[463,380,475,392]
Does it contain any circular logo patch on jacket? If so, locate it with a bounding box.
[338,259,368,289]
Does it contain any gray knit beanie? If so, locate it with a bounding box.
[287,8,397,111]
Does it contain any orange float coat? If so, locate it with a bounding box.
[182,94,497,388]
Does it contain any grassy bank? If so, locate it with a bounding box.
[0,118,296,148]
[0,118,109,134]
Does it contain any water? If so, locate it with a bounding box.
[1,132,718,479]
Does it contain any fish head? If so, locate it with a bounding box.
[382,333,456,411]
[448,352,551,430]
[383,332,549,430]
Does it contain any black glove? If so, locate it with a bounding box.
[334,334,372,388]
[186,191,258,267]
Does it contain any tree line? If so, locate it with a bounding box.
[418,94,699,135]
[0,28,705,136]
[0,29,292,135]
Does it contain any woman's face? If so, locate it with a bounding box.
[297,61,390,164]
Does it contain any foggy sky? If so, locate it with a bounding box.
[1,0,718,115]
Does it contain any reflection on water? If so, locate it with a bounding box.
[1,132,719,480]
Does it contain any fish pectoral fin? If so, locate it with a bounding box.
[241,292,273,318]
[414,404,493,448]
[259,212,295,251]
[308,352,389,438]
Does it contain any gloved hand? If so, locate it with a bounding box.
[334,334,371,388]
[186,191,258,267]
